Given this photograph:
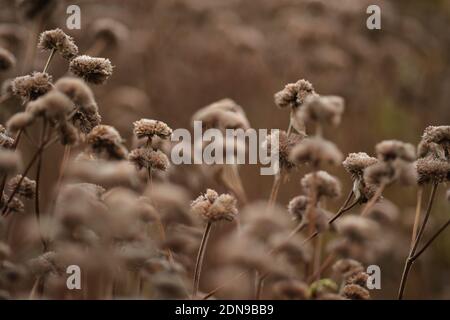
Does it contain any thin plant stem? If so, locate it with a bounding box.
[360,182,386,216]
[411,215,450,261]
[43,48,56,73]
[192,221,212,297]
[398,182,438,300]
[411,186,423,249]
[312,234,323,279]
[34,119,48,250]
[268,170,283,207]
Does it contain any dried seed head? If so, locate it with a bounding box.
[58,122,78,146]
[307,207,333,233]
[71,109,102,134]
[128,148,170,172]
[6,112,34,134]
[364,159,416,187]
[301,170,341,199]
[365,199,399,225]
[26,90,72,123]
[0,150,20,175]
[332,259,364,279]
[86,125,127,160]
[8,174,36,199]
[12,72,52,102]
[271,280,309,300]
[55,77,97,113]
[274,79,316,109]
[0,130,15,150]
[192,98,250,130]
[0,47,16,71]
[335,215,379,242]
[346,272,369,288]
[290,137,343,167]
[91,18,129,47]
[133,119,172,140]
[343,152,378,180]
[38,28,78,60]
[287,195,308,222]
[69,55,113,84]
[416,156,450,184]
[297,95,345,127]
[191,189,238,222]
[27,251,57,276]
[341,284,370,300]
[1,193,24,213]
[375,140,416,162]
[263,130,305,171]
[422,126,450,147]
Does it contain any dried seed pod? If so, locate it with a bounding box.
[128,148,170,172]
[301,170,341,199]
[274,79,316,109]
[38,28,78,60]
[297,95,345,127]
[86,125,128,160]
[0,130,15,150]
[342,152,378,180]
[0,47,16,71]
[290,137,343,167]
[69,55,113,84]
[12,72,52,102]
[345,271,369,288]
[287,195,308,222]
[422,126,450,147]
[8,174,36,199]
[416,156,450,184]
[375,140,416,162]
[26,90,73,123]
[191,189,238,222]
[133,119,172,140]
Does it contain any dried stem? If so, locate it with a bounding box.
[398,182,438,300]
[34,119,48,250]
[42,48,56,73]
[360,182,386,216]
[268,170,283,207]
[411,186,423,249]
[193,221,212,297]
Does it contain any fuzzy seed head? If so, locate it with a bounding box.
[128,148,170,172]
[26,90,73,122]
[298,95,345,127]
[301,170,341,199]
[191,189,238,222]
[38,28,78,60]
[290,137,343,167]
[6,112,34,133]
[422,126,450,147]
[416,156,450,184]
[336,215,379,242]
[0,130,15,150]
[274,79,316,109]
[343,152,378,179]
[0,47,16,71]
[8,174,36,199]
[375,140,416,162]
[192,98,250,130]
[287,195,308,222]
[341,284,370,300]
[12,72,52,102]
[69,55,113,84]
[86,125,127,160]
[133,119,172,140]
[263,130,305,171]
[55,77,97,113]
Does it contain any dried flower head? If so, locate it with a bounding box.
[192,98,250,130]
[91,18,129,47]
[86,125,127,160]
[26,90,72,123]
[69,55,113,84]
[346,272,369,288]
[133,119,172,140]
[8,174,36,199]
[290,137,343,167]
[1,193,24,213]
[129,148,170,172]
[58,122,78,145]
[0,47,16,71]
[375,140,416,162]
[38,28,78,60]
[274,79,316,109]
[0,150,20,175]
[335,215,379,242]
[12,72,52,102]
[287,195,308,222]
[416,156,450,184]
[364,159,417,187]
[341,284,370,300]
[191,189,238,222]
[332,259,364,279]
[297,95,345,127]
[301,170,341,199]
[0,130,15,150]
[6,112,34,134]
[54,77,97,113]
[71,109,102,134]
[263,130,305,171]
[422,126,450,147]
[343,152,378,180]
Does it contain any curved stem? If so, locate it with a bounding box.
[192,221,212,297]
[412,215,450,261]
[398,182,438,300]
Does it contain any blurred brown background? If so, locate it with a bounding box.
[1,0,450,299]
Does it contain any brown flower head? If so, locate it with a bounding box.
[422,126,450,148]
[274,79,316,109]
[365,199,399,225]
[0,47,16,71]
[128,148,170,172]
[55,77,97,113]
[301,170,341,199]
[0,129,15,150]
[1,194,24,213]
[58,122,78,146]
[86,125,127,160]
[290,137,343,167]
[297,95,345,127]
[133,119,172,140]
[69,55,113,84]
[38,28,78,60]
[26,90,73,123]
[364,159,417,187]
[341,284,370,300]
[287,195,308,222]
[12,72,52,102]
[332,259,364,279]
[8,174,36,199]
[416,156,450,184]
[263,130,305,171]
[343,152,378,180]
[191,189,238,222]
[375,140,416,162]
[6,112,35,134]
[335,215,379,243]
